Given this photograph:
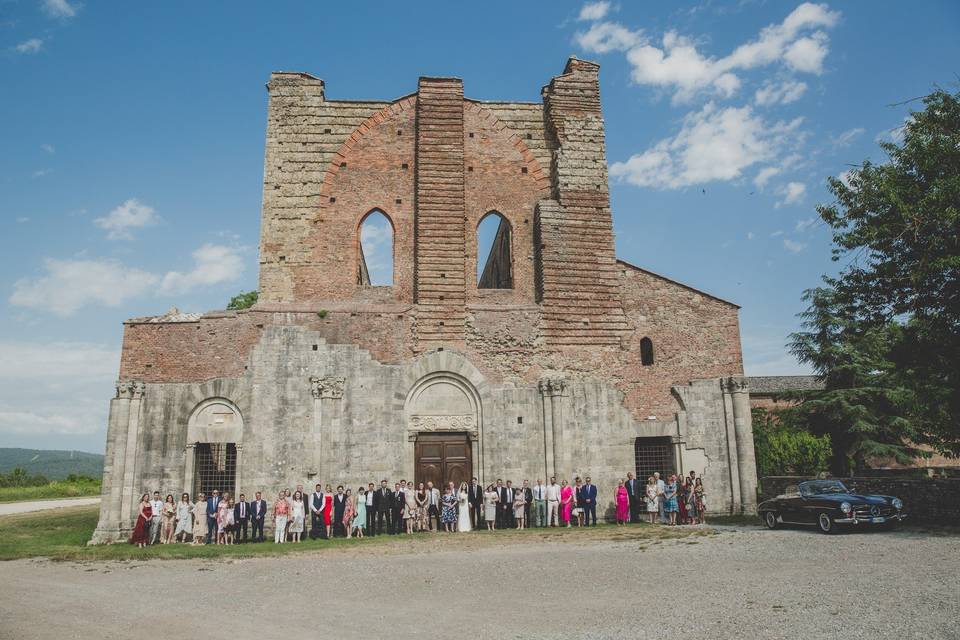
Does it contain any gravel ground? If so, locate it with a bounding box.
[0,524,956,639]
[0,497,100,516]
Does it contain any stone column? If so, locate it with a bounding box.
[119,382,146,528]
[729,377,759,513]
[539,381,555,480]
[310,376,345,480]
[720,378,742,514]
[90,381,134,544]
[539,378,566,478]
[183,443,196,496]
[234,443,244,498]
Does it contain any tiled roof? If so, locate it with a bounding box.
[747,375,825,395]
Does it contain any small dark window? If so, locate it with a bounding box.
[521,167,528,174]
[640,337,654,366]
[517,416,523,424]
[312,344,318,351]
[340,162,346,168]
[329,196,336,203]
[324,128,331,134]
[395,198,402,204]
[469,132,474,138]
[401,163,409,170]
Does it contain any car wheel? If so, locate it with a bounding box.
[817,512,835,534]
[763,511,778,529]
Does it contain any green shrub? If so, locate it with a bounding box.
[753,408,832,477]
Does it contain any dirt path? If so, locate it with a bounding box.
[0,496,100,516]
[0,525,956,639]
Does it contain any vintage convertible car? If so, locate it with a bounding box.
[758,479,906,533]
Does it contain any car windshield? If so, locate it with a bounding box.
[800,480,849,496]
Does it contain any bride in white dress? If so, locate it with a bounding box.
[457,482,472,533]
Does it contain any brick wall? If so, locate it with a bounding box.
[760,475,960,524]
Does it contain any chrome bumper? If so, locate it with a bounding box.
[834,513,906,524]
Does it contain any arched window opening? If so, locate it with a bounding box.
[640,337,655,366]
[476,212,513,289]
[358,210,394,286]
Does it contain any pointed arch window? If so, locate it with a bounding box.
[640,337,655,366]
[476,211,513,289]
[358,209,394,286]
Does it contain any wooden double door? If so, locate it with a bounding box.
[415,432,472,489]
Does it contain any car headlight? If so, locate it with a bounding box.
[840,502,852,514]
[892,498,902,510]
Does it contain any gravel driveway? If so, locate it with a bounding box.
[0,524,956,639]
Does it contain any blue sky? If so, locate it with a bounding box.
[1,0,957,454]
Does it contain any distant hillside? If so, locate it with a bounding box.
[0,448,104,480]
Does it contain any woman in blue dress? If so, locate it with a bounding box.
[440,486,458,532]
[352,487,366,539]
[663,475,679,525]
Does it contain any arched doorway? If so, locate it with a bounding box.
[184,398,244,498]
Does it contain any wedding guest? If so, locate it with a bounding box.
[175,492,192,543]
[290,490,306,543]
[663,475,679,525]
[234,493,250,542]
[654,472,666,523]
[483,484,498,530]
[522,481,533,525]
[333,485,347,537]
[560,480,574,528]
[468,477,483,528]
[322,484,334,539]
[129,493,151,548]
[310,484,325,540]
[645,477,658,524]
[615,480,629,525]
[273,491,289,544]
[625,472,640,523]
[342,488,355,538]
[440,486,458,532]
[532,479,547,527]
[415,482,428,532]
[391,482,406,534]
[424,481,440,532]
[546,477,561,527]
[149,491,164,545]
[573,477,584,527]
[350,488,364,538]
[456,482,472,533]
[205,489,220,544]
[251,491,267,542]
[191,492,208,545]
[513,487,526,530]
[284,488,294,541]
[365,482,377,535]
[161,494,176,544]
[404,483,418,534]
[218,495,235,544]
[676,478,689,525]
[693,477,706,524]
[581,477,598,526]
[376,480,393,535]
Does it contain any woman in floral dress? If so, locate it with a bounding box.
[343,488,355,538]
[191,493,207,544]
[440,487,458,532]
[160,494,177,543]
[415,483,428,532]
[174,492,192,542]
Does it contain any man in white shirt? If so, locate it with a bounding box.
[149,491,164,544]
[532,479,547,527]
[545,477,561,527]
[425,481,441,531]
[310,483,325,540]
[654,472,666,524]
[365,482,376,535]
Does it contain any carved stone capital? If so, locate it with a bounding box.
[722,377,749,394]
[131,381,146,399]
[117,380,146,399]
[310,376,345,399]
[538,377,567,397]
[408,414,476,432]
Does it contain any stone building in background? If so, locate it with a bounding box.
[91,57,757,543]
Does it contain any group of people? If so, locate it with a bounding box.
[128,471,707,547]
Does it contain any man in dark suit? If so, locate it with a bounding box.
[250,491,267,542]
[498,480,515,529]
[522,480,533,525]
[234,493,250,542]
[365,482,378,536]
[333,485,347,537]
[468,477,483,529]
[376,479,393,536]
[205,489,221,544]
[391,482,405,534]
[582,476,598,526]
[625,472,640,523]
[310,484,325,540]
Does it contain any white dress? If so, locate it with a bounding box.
[457,491,472,532]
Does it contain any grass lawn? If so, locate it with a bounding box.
[0,504,718,562]
[0,481,101,503]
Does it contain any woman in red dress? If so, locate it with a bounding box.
[677,478,689,525]
[615,479,630,525]
[129,493,152,547]
[322,483,334,539]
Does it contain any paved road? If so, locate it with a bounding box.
[0,496,100,516]
[0,524,956,639]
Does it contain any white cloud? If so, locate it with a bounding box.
[32,168,51,178]
[574,21,642,54]
[609,102,803,189]
[776,181,807,207]
[0,410,93,435]
[41,143,55,154]
[42,0,80,19]
[10,258,159,316]
[770,230,785,237]
[93,198,160,240]
[754,79,807,106]
[578,1,610,21]
[837,169,853,188]
[783,238,807,253]
[830,127,864,149]
[753,166,781,189]
[159,243,244,296]
[747,231,755,240]
[795,217,817,232]
[14,38,43,54]
[0,342,119,379]
[16,216,30,223]
[579,2,839,103]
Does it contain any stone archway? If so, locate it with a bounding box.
[183,398,245,498]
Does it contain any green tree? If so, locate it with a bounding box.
[226,290,258,311]
[752,408,832,477]
[790,88,960,472]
